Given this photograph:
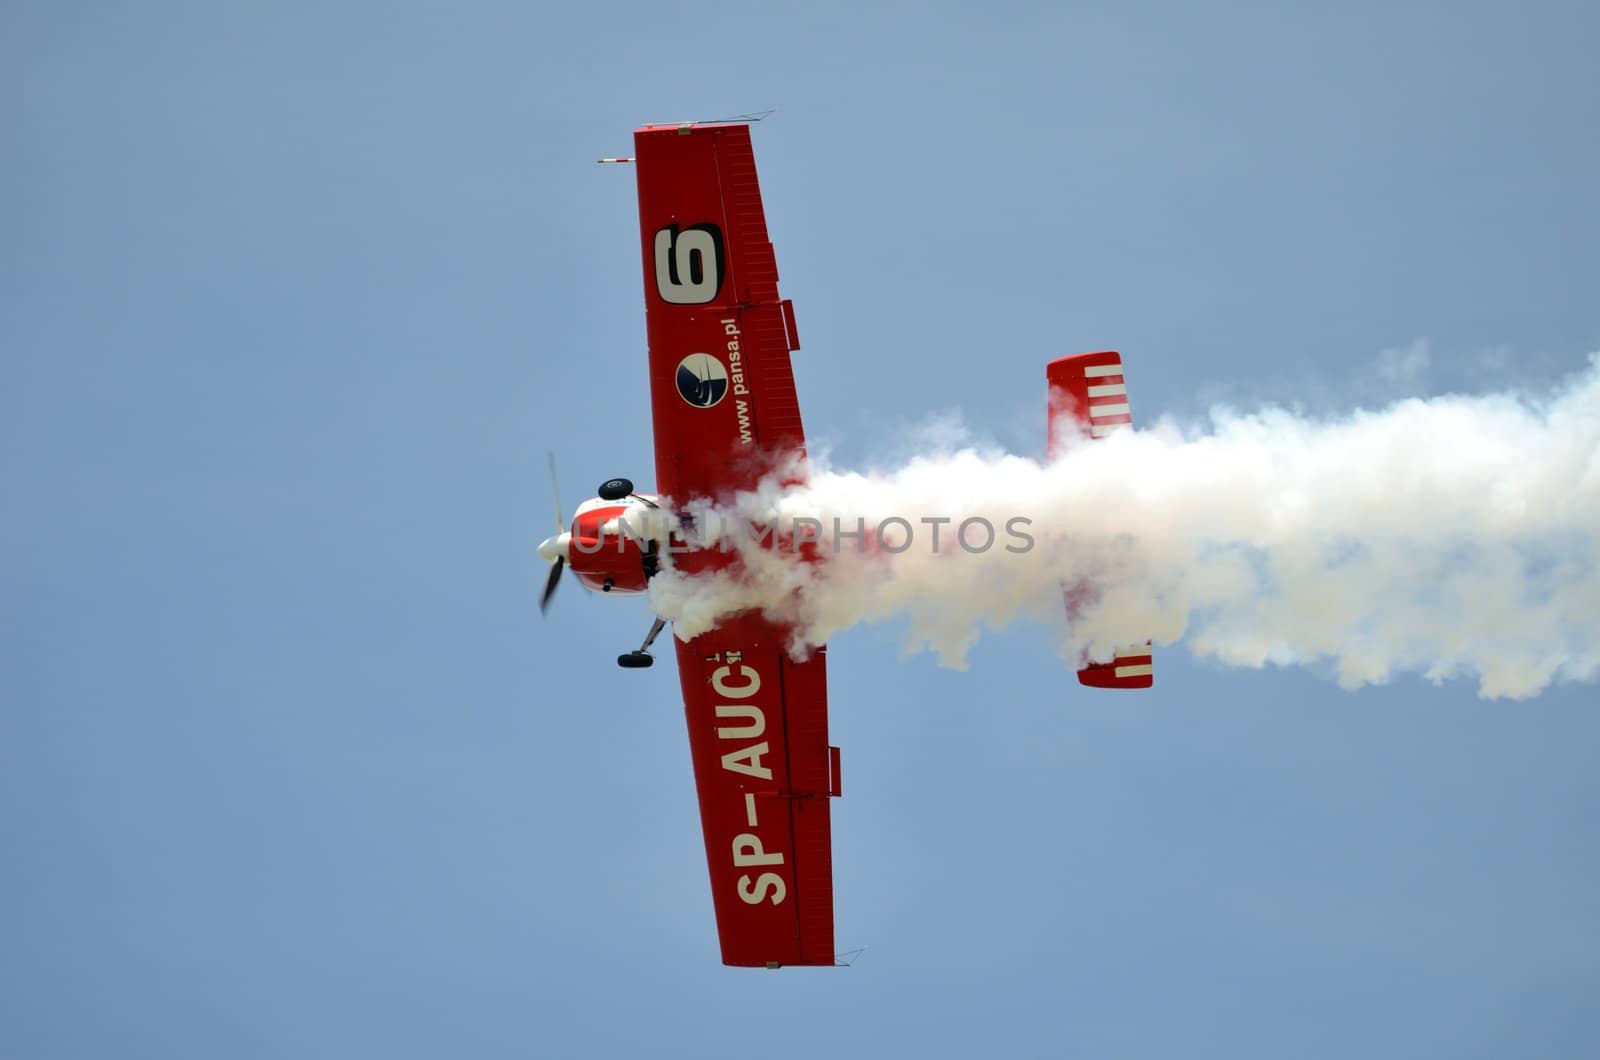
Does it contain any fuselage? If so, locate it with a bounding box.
[537,494,660,595]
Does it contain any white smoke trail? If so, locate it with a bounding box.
[647,355,1600,699]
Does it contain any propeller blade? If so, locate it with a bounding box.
[540,556,565,614]
[547,451,565,533]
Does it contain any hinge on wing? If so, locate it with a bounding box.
[781,299,800,351]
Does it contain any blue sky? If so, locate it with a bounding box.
[3,2,1597,1057]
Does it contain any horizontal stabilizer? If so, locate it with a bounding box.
[1047,351,1154,690]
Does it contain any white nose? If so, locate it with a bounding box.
[537,532,571,563]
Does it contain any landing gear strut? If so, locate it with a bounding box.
[618,616,667,669]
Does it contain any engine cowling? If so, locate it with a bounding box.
[564,495,658,595]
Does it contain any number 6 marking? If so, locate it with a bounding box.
[654,224,725,305]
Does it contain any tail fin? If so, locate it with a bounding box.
[1047,351,1154,690]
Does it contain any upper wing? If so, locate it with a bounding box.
[674,614,838,967]
[633,122,807,502]
[1047,351,1154,689]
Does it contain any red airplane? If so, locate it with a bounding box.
[536,121,1151,968]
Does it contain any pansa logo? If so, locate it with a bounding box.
[675,353,730,408]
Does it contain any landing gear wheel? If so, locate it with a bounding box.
[617,651,654,669]
[597,477,634,501]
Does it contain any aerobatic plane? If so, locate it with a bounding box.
[536,121,1150,968]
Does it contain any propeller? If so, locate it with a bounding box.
[539,452,568,615]
[540,555,564,614]
[547,452,564,536]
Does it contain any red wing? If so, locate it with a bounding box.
[1048,351,1154,689]
[632,124,836,966]
[674,615,837,967]
[633,123,807,503]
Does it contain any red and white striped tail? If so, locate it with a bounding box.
[1048,351,1135,454]
[1047,351,1154,690]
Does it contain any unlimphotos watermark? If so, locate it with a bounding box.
[575,513,1038,556]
